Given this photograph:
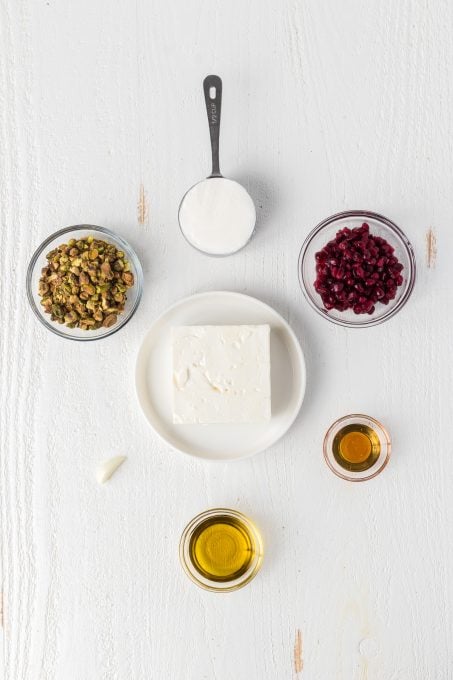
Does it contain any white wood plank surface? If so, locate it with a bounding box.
[2,1,453,678]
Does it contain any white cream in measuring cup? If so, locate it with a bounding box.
[178,75,256,256]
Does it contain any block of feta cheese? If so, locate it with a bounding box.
[172,325,271,424]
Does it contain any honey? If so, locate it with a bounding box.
[189,514,256,582]
[332,423,380,472]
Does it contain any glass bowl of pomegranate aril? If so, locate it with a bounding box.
[298,211,416,328]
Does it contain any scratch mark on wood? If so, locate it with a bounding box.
[0,591,3,628]
[426,228,437,268]
[137,184,148,225]
[294,628,303,674]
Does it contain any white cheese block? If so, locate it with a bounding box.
[172,325,271,424]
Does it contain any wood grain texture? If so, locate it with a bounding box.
[426,228,437,268]
[2,0,453,678]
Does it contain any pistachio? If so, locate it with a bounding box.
[37,235,134,330]
[38,281,49,295]
[122,271,134,287]
[82,283,95,296]
[64,311,79,324]
[102,313,117,328]
[51,304,64,318]
[100,261,113,279]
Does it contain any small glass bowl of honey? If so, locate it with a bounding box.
[179,508,263,592]
[323,414,391,482]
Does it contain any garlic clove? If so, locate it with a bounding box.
[96,456,127,484]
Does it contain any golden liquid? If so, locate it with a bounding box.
[189,515,256,582]
[332,423,381,472]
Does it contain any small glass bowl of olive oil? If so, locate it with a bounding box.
[323,414,391,481]
[179,508,263,592]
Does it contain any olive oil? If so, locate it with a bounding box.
[332,423,381,472]
[189,514,256,582]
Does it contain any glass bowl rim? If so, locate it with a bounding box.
[323,413,391,482]
[26,224,143,342]
[298,209,416,328]
[179,507,264,593]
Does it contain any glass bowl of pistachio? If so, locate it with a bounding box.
[26,225,143,340]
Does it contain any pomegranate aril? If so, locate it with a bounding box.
[311,221,404,315]
[332,267,345,280]
[363,299,375,313]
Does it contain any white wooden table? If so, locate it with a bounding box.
[2,1,453,678]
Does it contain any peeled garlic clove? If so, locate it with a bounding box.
[96,456,127,484]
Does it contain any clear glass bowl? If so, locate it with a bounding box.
[179,508,264,593]
[323,413,391,482]
[298,210,416,328]
[26,225,143,341]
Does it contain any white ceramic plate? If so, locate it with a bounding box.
[135,291,306,460]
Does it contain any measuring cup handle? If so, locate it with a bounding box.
[203,75,222,177]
